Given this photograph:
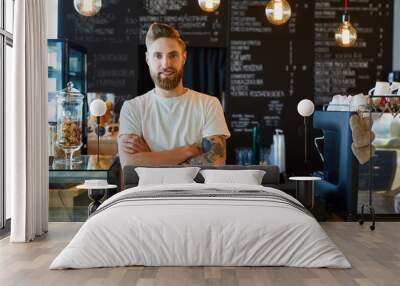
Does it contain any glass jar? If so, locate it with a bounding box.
[56,82,84,166]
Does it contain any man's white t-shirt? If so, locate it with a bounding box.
[119,88,231,152]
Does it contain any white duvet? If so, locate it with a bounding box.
[50,183,351,269]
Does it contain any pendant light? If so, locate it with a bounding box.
[265,0,291,26]
[335,0,357,47]
[74,0,102,17]
[198,0,220,13]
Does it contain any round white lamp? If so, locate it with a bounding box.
[89,99,107,162]
[297,99,315,117]
[297,99,315,174]
[90,99,107,117]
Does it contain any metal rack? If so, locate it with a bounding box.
[357,95,400,230]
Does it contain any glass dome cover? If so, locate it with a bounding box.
[56,82,84,166]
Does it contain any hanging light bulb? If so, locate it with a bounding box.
[74,0,102,17]
[265,0,291,26]
[335,15,357,47]
[198,0,220,13]
[335,0,357,47]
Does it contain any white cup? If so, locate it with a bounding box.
[368,81,391,96]
[331,95,341,105]
[351,94,368,111]
[390,81,400,95]
[338,95,350,111]
[337,95,348,104]
[331,95,339,103]
[326,95,339,111]
[327,95,340,111]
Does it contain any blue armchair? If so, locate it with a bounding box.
[312,111,359,221]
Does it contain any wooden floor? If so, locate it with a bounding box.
[0,222,399,286]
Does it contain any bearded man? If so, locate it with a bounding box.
[118,22,230,167]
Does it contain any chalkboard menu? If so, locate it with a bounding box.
[136,0,228,47]
[313,0,393,104]
[59,0,228,109]
[59,0,140,112]
[59,0,394,172]
[228,0,314,166]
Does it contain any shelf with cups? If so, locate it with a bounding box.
[321,82,400,226]
[325,81,400,114]
[324,95,400,116]
[356,93,400,229]
[365,95,400,117]
[365,81,400,115]
[324,93,369,112]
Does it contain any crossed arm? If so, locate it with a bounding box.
[118,134,226,167]
[186,135,226,166]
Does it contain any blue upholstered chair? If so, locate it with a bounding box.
[312,111,359,221]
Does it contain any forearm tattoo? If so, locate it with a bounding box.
[187,135,226,165]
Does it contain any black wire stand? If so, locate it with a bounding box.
[357,95,400,230]
[358,139,375,231]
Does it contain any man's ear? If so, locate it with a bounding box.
[182,50,187,65]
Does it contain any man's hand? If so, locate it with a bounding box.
[119,134,151,154]
[183,144,203,159]
[186,135,226,166]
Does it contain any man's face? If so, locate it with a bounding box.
[146,37,186,90]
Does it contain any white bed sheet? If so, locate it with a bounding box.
[50,183,351,269]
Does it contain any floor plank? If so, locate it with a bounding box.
[0,222,399,286]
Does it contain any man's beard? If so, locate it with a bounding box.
[150,67,184,90]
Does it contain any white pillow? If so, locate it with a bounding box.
[135,167,201,186]
[200,169,266,185]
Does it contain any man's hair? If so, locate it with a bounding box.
[145,22,186,51]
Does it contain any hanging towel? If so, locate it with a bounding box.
[349,114,375,164]
[351,144,376,165]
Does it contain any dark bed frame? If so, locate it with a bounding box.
[122,165,280,190]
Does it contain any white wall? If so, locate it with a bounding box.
[394,0,400,70]
[46,0,58,39]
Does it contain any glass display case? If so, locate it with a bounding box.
[49,155,120,222]
[48,39,87,156]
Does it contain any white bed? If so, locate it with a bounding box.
[50,183,351,269]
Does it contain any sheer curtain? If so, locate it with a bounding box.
[9,0,48,242]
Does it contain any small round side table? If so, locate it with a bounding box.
[289,176,321,209]
[77,181,117,216]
